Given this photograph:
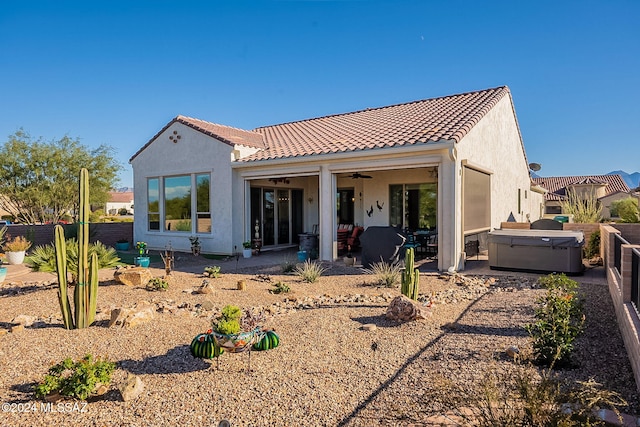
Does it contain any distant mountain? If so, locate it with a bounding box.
[114,187,133,192]
[606,171,640,189]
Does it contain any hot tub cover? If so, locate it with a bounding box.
[488,229,584,247]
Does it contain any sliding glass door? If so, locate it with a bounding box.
[251,187,303,247]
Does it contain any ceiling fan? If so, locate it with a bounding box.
[348,172,372,179]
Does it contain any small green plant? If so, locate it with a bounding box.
[294,260,326,283]
[269,281,291,294]
[364,259,402,287]
[213,304,242,335]
[35,354,115,401]
[525,273,584,367]
[135,241,147,256]
[242,241,252,249]
[146,277,169,291]
[280,256,297,273]
[204,265,221,278]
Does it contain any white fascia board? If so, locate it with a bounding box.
[232,140,454,175]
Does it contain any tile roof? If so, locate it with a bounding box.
[130,115,265,162]
[532,175,630,201]
[241,86,511,162]
[108,191,133,203]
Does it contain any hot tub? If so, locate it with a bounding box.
[488,229,585,275]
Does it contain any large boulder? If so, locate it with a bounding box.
[114,267,153,287]
[385,295,429,322]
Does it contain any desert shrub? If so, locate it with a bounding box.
[584,230,601,259]
[526,274,584,367]
[364,260,402,287]
[435,363,627,427]
[294,260,327,283]
[611,197,640,223]
[35,354,115,401]
[146,277,169,291]
[561,188,602,223]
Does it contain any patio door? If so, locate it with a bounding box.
[251,187,303,247]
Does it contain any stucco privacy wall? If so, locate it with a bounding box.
[456,95,543,227]
[131,122,236,254]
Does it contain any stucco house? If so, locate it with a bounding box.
[130,86,544,271]
[532,175,631,220]
[105,191,134,215]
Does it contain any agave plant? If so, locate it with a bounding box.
[27,240,120,283]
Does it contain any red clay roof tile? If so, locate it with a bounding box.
[532,175,630,201]
[242,86,511,162]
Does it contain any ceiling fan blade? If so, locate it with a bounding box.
[350,172,372,179]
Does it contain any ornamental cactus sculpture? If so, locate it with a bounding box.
[401,247,420,300]
[55,168,99,329]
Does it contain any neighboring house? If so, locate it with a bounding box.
[130,86,544,271]
[106,191,134,215]
[532,175,632,219]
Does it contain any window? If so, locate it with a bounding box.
[164,175,192,232]
[389,183,437,231]
[196,174,211,233]
[147,173,211,233]
[148,178,159,230]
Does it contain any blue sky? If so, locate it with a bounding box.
[1,0,638,187]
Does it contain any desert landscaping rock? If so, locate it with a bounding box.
[0,257,637,426]
[386,295,429,321]
[114,266,153,287]
[119,374,145,402]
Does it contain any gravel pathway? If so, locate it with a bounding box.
[0,258,638,426]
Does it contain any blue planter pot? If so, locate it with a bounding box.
[0,266,7,283]
[297,251,308,262]
[134,256,150,268]
[115,242,130,251]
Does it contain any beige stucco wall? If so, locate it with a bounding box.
[456,95,543,228]
[131,122,236,254]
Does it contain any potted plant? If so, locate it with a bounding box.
[210,305,264,353]
[3,235,32,265]
[242,241,252,258]
[115,238,130,251]
[134,241,150,268]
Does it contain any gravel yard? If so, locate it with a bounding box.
[0,254,638,426]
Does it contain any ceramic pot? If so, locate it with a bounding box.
[115,242,129,251]
[134,256,150,268]
[242,249,252,258]
[5,251,25,265]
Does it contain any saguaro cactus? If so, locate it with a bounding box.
[401,248,420,300]
[55,168,99,329]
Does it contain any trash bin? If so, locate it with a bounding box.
[298,233,318,259]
